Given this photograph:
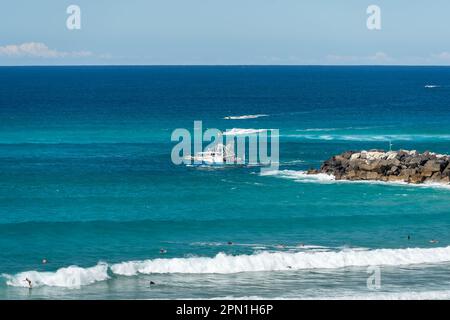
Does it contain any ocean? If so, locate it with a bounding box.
[1,66,450,299]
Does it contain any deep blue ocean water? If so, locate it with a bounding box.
[1,66,450,299]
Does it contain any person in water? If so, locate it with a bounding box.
[24,278,32,289]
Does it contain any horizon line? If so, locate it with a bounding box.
[1,64,450,67]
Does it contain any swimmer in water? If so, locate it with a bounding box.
[160,249,167,254]
[430,239,439,244]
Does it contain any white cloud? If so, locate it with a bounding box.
[0,42,92,58]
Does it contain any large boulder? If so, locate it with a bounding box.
[424,160,444,172]
[359,160,381,171]
[443,163,450,177]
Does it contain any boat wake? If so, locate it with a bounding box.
[223,128,268,136]
[224,114,269,120]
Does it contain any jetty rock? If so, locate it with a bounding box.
[309,150,450,185]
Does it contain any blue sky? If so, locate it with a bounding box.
[1,0,450,65]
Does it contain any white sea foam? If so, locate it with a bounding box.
[110,246,450,276]
[3,263,109,288]
[312,290,450,300]
[295,126,377,132]
[261,169,450,190]
[261,169,336,183]
[190,241,224,247]
[296,128,340,132]
[342,179,450,190]
[281,159,305,166]
[285,134,450,142]
[425,85,440,88]
[190,241,326,251]
[223,128,267,136]
[213,290,450,300]
[297,245,329,249]
[224,114,268,120]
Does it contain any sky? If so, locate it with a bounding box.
[0,0,450,65]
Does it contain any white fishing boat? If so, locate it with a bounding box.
[185,143,240,165]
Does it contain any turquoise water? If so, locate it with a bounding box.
[1,66,450,299]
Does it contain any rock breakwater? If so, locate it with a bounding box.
[309,150,450,184]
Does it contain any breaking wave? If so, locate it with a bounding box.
[110,246,450,276]
[4,246,450,288]
[2,263,109,288]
